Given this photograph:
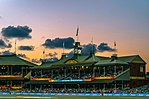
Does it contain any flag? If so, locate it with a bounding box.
[63,41,65,48]
[24,71,31,79]
[91,36,93,44]
[43,50,45,54]
[114,41,116,47]
[76,27,79,36]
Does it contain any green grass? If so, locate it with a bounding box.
[1,96,149,99]
[57,96,149,99]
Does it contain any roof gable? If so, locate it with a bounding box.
[0,54,37,66]
[131,55,146,64]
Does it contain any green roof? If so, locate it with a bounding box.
[76,55,89,62]
[32,61,53,69]
[0,54,37,67]
[95,58,128,66]
[32,54,146,70]
[85,54,101,63]
[116,69,130,81]
[25,80,49,84]
[118,55,146,64]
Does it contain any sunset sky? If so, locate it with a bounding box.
[0,0,149,71]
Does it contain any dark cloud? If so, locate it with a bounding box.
[31,58,58,64]
[97,43,116,52]
[17,53,29,59]
[0,50,14,55]
[1,25,32,40]
[45,52,58,58]
[67,44,97,56]
[18,46,34,51]
[40,58,58,63]
[42,37,74,49]
[31,59,41,64]
[66,50,74,57]
[67,42,116,56]
[0,16,2,19]
[81,44,97,55]
[0,39,12,49]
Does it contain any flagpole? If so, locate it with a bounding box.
[91,36,93,54]
[15,39,16,54]
[114,41,116,55]
[76,26,79,42]
[63,41,65,53]
[43,49,45,60]
[77,35,78,42]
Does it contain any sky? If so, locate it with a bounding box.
[0,0,149,71]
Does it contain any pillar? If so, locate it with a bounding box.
[30,85,32,91]
[122,66,123,72]
[103,67,105,76]
[7,66,9,75]
[122,81,123,90]
[114,66,116,75]
[115,80,116,89]
[51,70,53,78]
[11,66,12,75]
[64,85,66,89]
[98,67,100,76]
[78,69,80,78]
[22,67,23,76]
[26,67,28,75]
[40,85,42,92]
[93,67,95,77]
[103,84,105,90]
[51,85,53,89]
[41,69,42,77]
[64,69,66,77]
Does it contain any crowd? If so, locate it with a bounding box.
[0,85,149,94]
[122,85,149,94]
[32,67,129,80]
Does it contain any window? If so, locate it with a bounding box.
[140,66,144,72]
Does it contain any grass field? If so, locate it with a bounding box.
[0,96,149,99]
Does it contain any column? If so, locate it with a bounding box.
[114,66,116,75]
[7,66,9,75]
[122,66,123,72]
[78,84,80,89]
[103,67,105,76]
[22,67,23,76]
[103,84,105,90]
[78,69,80,78]
[93,67,95,77]
[64,85,66,89]
[122,81,123,90]
[40,85,42,92]
[115,80,116,89]
[51,70,53,78]
[41,69,42,77]
[11,81,12,87]
[98,67,100,76]
[26,67,28,75]
[51,85,53,89]
[64,69,66,78]
[21,81,22,88]
[11,66,12,75]
[30,85,32,91]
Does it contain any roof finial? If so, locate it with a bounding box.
[63,41,65,53]
[43,49,45,60]
[114,41,117,55]
[91,36,95,60]
[15,39,17,54]
[76,26,79,42]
